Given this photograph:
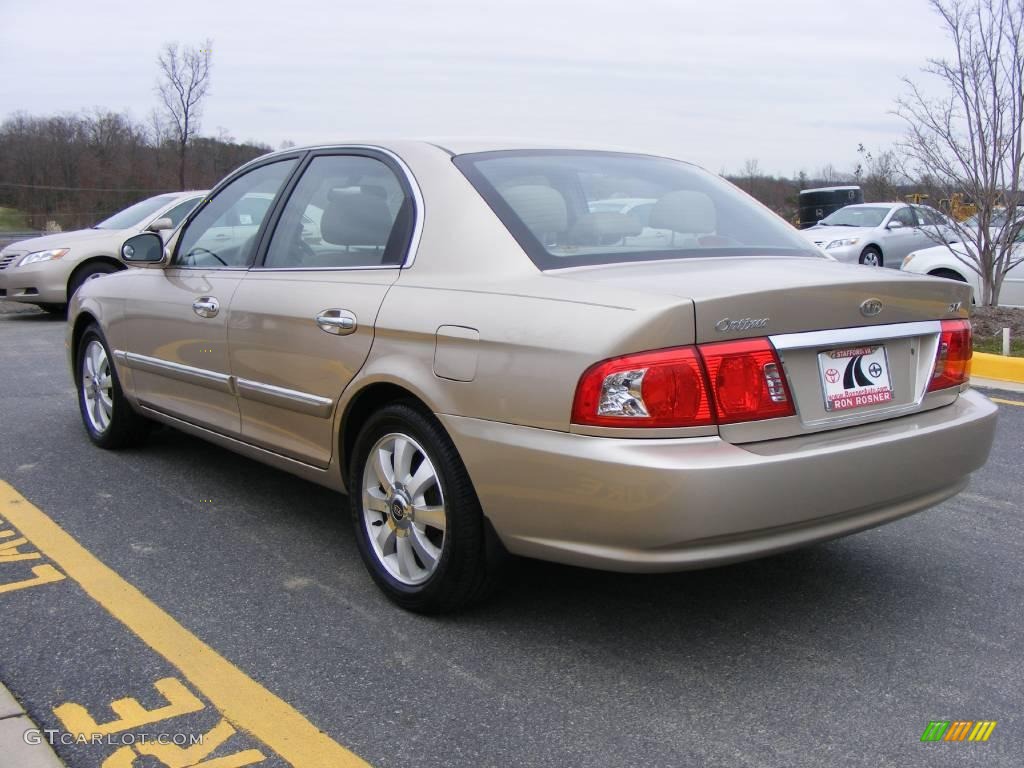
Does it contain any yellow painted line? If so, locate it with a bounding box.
[990,397,1024,407]
[973,351,1024,384]
[0,480,372,768]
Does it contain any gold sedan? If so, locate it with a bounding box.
[67,141,997,612]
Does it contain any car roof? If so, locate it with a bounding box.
[256,138,674,162]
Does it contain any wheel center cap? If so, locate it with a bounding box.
[388,491,412,526]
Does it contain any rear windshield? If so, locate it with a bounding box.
[453,150,821,269]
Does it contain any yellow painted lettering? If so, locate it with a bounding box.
[55,678,204,736]
[0,563,65,593]
[138,719,265,767]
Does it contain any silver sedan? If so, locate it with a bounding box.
[800,202,959,268]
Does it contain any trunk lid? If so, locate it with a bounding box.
[557,256,972,441]
[559,256,969,341]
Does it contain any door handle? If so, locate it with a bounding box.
[315,309,357,335]
[192,297,220,318]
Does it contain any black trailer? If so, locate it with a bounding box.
[798,186,863,229]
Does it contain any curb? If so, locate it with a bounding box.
[0,683,66,767]
[973,351,1024,384]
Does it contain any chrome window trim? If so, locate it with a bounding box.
[253,264,400,273]
[165,266,251,272]
[235,378,334,418]
[769,320,941,351]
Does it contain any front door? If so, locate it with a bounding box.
[125,158,298,434]
[881,206,922,265]
[227,151,416,466]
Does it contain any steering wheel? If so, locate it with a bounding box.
[184,247,227,267]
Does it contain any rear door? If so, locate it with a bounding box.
[124,158,298,434]
[227,149,417,466]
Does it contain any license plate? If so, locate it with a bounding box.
[817,345,893,412]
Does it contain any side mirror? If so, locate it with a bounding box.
[121,232,166,264]
[146,217,174,233]
[887,220,904,230]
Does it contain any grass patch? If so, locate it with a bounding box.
[973,336,1024,357]
[0,207,28,231]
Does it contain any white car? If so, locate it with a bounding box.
[800,203,959,268]
[0,191,206,312]
[901,227,1024,307]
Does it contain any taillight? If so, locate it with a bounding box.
[571,346,714,428]
[571,338,794,428]
[699,338,795,423]
[928,319,972,391]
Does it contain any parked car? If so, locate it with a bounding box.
[960,207,1024,243]
[799,202,959,268]
[0,191,206,312]
[901,226,1024,306]
[68,142,996,612]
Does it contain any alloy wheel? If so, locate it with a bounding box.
[361,432,447,585]
[81,339,114,433]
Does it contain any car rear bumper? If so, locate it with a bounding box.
[440,389,997,571]
[0,261,69,304]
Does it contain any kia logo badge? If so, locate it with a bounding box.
[860,298,883,317]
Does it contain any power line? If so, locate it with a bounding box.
[0,181,177,192]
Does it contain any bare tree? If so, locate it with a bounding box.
[856,144,905,202]
[156,40,213,190]
[896,0,1024,305]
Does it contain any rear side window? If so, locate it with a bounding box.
[454,150,820,269]
[262,154,412,269]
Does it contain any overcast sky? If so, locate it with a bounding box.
[0,0,953,177]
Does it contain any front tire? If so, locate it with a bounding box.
[859,246,883,267]
[76,325,149,448]
[349,403,501,613]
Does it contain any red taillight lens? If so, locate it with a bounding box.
[571,346,714,428]
[928,319,972,391]
[571,338,795,428]
[699,338,795,423]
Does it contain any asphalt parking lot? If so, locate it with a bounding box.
[1,302,1022,768]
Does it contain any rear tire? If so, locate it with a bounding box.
[69,262,119,300]
[859,246,883,267]
[348,402,503,613]
[76,324,150,449]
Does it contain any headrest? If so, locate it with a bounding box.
[568,212,642,245]
[501,185,567,239]
[649,191,716,234]
[321,189,394,247]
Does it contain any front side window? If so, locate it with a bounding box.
[173,160,297,268]
[263,154,411,269]
[455,151,820,269]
